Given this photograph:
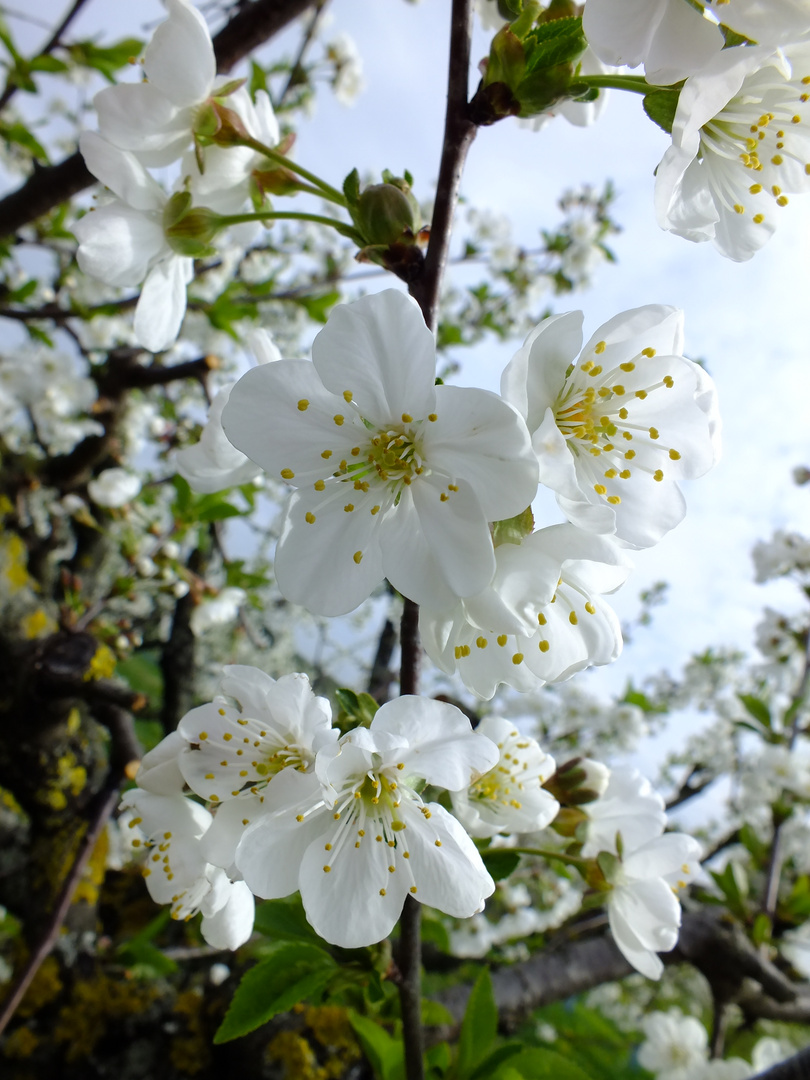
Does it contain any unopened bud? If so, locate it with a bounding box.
[544,757,609,805]
[163,194,223,257]
[355,183,419,247]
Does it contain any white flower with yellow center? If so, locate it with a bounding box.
[451,716,559,839]
[501,306,720,549]
[120,789,255,950]
[233,697,499,948]
[221,290,538,615]
[656,43,810,261]
[421,523,630,700]
[176,666,336,807]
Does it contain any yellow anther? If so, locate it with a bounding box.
[323,865,331,873]
[585,602,596,614]
[410,886,417,894]
[434,839,442,847]
[663,375,674,388]
[280,468,294,479]
[476,636,488,649]
[588,365,603,377]
[593,484,607,495]
[440,492,448,502]
[305,512,316,524]
[612,384,625,395]
[772,155,784,166]
[635,389,647,400]
[649,427,659,439]
[619,469,631,479]
[733,204,744,214]
[314,479,325,491]
[512,653,524,665]
[353,551,363,564]
[750,183,762,194]
[297,399,309,412]
[792,115,801,124]
[343,390,353,402]
[537,612,547,625]
[428,413,437,422]
[497,634,507,647]
[669,449,681,461]
[333,414,344,426]
[641,347,656,357]
[619,362,635,372]
[654,469,664,482]
[539,640,550,652]
[753,213,765,224]
[223,733,232,741]
[401,413,413,423]
[569,611,578,625]
[777,195,789,206]
[344,503,354,512]
[604,468,617,479]
[594,341,606,354]
[351,447,361,457]
[199,732,208,740]
[371,505,380,515]
[618,407,629,420]
[321,449,332,459]
[607,495,621,504]
[772,184,782,195]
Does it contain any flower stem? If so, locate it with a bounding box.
[241,137,346,204]
[577,74,660,95]
[218,209,355,235]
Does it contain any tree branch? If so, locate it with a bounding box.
[0,0,318,238]
[0,0,91,113]
[750,1045,810,1080]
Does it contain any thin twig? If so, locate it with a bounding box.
[0,770,122,1038]
[273,0,328,111]
[0,0,91,113]
[409,0,476,332]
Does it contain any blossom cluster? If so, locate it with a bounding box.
[75,0,280,351]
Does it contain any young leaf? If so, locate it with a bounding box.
[348,1011,404,1080]
[456,967,497,1079]
[253,896,321,943]
[504,1048,596,1079]
[214,941,336,1043]
[481,849,521,882]
[643,89,680,134]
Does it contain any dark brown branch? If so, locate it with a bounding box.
[0,0,91,113]
[0,0,318,238]
[160,545,208,733]
[408,0,476,332]
[273,0,328,110]
[366,616,396,705]
[750,1045,810,1080]
[0,769,122,1038]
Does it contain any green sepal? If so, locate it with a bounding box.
[491,506,534,547]
[643,88,681,134]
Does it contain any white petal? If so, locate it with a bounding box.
[79,132,164,212]
[424,384,538,522]
[75,203,164,287]
[201,880,255,949]
[643,0,722,85]
[311,290,437,424]
[144,0,216,108]
[95,83,191,165]
[501,311,584,433]
[371,698,499,789]
[136,731,186,794]
[134,256,192,352]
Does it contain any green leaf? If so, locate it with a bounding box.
[197,501,242,522]
[457,968,497,1079]
[491,507,534,548]
[481,849,521,882]
[347,1011,404,1080]
[710,860,748,918]
[643,88,680,134]
[67,37,143,81]
[298,289,341,324]
[118,651,164,710]
[214,941,336,1043]
[29,55,69,73]
[427,1042,452,1075]
[253,896,321,943]
[421,911,451,954]
[0,121,48,162]
[248,59,268,98]
[471,1042,524,1080]
[523,17,585,73]
[738,693,771,729]
[343,167,361,206]
[505,1048,597,1079]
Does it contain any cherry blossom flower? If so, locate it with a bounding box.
[703,0,810,49]
[451,716,559,838]
[655,44,810,261]
[233,696,499,948]
[637,1010,709,1080]
[583,0,723,85]
[605,831,702,978]
[120,789,255,949]
[420,524,630,700]
[87,467,142,508]
[175,666,336,806]
[188,587,246,637]
[501,306,720,548]
[221,290,538,615]
[94,0,218,168]
[75,133,193,352]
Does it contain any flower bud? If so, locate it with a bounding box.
[163,194,222,258]
[355,183,419,247]
[544,757,610,805]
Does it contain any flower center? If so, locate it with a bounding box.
[553,343,682,500]
[338,422,426,503]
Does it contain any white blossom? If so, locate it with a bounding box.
[87,467,142,508]
[637,1010,709,1080]
[189,586,246,637]
[233,697,499,948]
[655,43,810,261]
[451,716,559,838]
[221,289,538,615]
[501,306,720,548]
[582,766,668,858]
[420,523,630,699]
